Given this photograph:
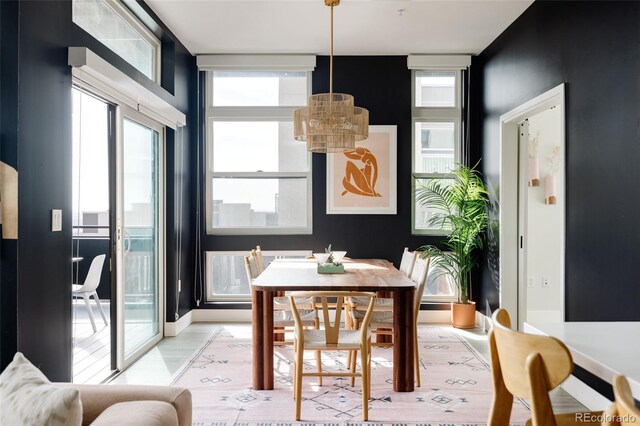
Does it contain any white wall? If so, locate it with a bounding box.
[524,106,564,323]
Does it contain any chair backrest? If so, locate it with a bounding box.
[80,254,106,292]
[492,309,573,398]
[399,247,417,278]
[244,251,260,283]
[289,291,376,346]
[610,375,640,425]
[411,256,431,320]
[489,308,573,426]
[255,246,265,274]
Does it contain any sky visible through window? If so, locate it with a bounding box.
[72,89,109,228]
[212,75,307,215]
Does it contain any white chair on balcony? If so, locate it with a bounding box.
[72,254,108,333]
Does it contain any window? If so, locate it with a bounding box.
[411,69,462,235]
[73,0,161,83]
[206,69,312,235]
[206,250,312,302]
[422,256,458,302]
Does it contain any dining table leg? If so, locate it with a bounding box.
[251,287,265,390]
[393,287,415,392]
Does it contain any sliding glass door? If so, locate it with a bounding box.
[116,109,164,368]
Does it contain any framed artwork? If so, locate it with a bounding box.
[326,125,397,215]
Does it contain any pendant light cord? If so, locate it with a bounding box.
[329,3,334,96]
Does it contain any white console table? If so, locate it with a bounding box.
[524,322,640,410]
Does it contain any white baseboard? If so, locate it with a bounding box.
[166,306,492,337]
[561,375,612,411]
[417,310,451,323]
[164,310,193,337]
[192,309,253,322]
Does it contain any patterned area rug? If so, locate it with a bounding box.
[171,325,529,425]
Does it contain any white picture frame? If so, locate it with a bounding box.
[326,125,397,215]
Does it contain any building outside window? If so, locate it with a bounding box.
[409,56,470,302]
[411,67,464,235]
[203,59,314,235]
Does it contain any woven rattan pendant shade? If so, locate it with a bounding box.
[293,0,369,153]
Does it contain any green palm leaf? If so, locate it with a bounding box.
[416,162,488,304]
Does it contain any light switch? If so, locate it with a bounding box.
[527,277,535,288]
[51,209,62,232]
[542,276,551,288]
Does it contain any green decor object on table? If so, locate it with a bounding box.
[317,263,345,274]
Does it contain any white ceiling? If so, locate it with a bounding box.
[146,0,533,56]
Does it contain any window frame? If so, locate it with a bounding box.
[411,69,462,236]
[205,250,312,302]
[73,0,162,83]
[205,69,313,235]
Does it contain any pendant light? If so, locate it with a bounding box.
[293,0,369,153]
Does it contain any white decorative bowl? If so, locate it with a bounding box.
[331,251,347,264]
[313,253,331,265]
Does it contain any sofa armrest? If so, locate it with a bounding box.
[55,384,192,426]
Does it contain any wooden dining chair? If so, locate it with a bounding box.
[289,291,376,421]
[488,308,601,425]
[399,247,418,277]
[348,256,431,386]
[244,252,322,384]
[254,245,265,274]
[603,375,640,426]
[348,248,418,314]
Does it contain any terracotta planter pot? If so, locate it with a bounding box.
[451,301,476,329]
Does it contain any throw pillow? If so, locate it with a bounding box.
[0,352,82,426]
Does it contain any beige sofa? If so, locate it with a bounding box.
[57,383,192,426]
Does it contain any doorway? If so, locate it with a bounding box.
[72,88,115,383]
[72,87,165,382]
[498,84,566,330]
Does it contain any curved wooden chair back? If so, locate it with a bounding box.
[399,247,418,278]
[289,291,376,347]
[255,246,265,274]
[488,308,574,426]
[244,251,260,284]
[605,375,640,426]
[411,257,431,322]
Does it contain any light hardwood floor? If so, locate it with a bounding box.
[109,322,588,414]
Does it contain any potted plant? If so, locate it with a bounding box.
[416,163,489,329]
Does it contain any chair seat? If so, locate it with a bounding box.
[274,309,317,327]
[351,296,393,311]
[72,284,91,294]
[273,296,315,310]
[301,329,370,350]
[352,309,394,328]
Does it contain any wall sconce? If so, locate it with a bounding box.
[545,146,561,205]
[528,133,540,187]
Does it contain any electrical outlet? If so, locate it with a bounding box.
[528,277,535,288]
[178,279,182,292]
[542,276,551,288]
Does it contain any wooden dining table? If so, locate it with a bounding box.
[250,258,416,392]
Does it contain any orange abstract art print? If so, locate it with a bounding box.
[326,125,397,214]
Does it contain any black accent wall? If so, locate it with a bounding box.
[199,56,446,303]
[0,0,197,379]
[475,1,640,320]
